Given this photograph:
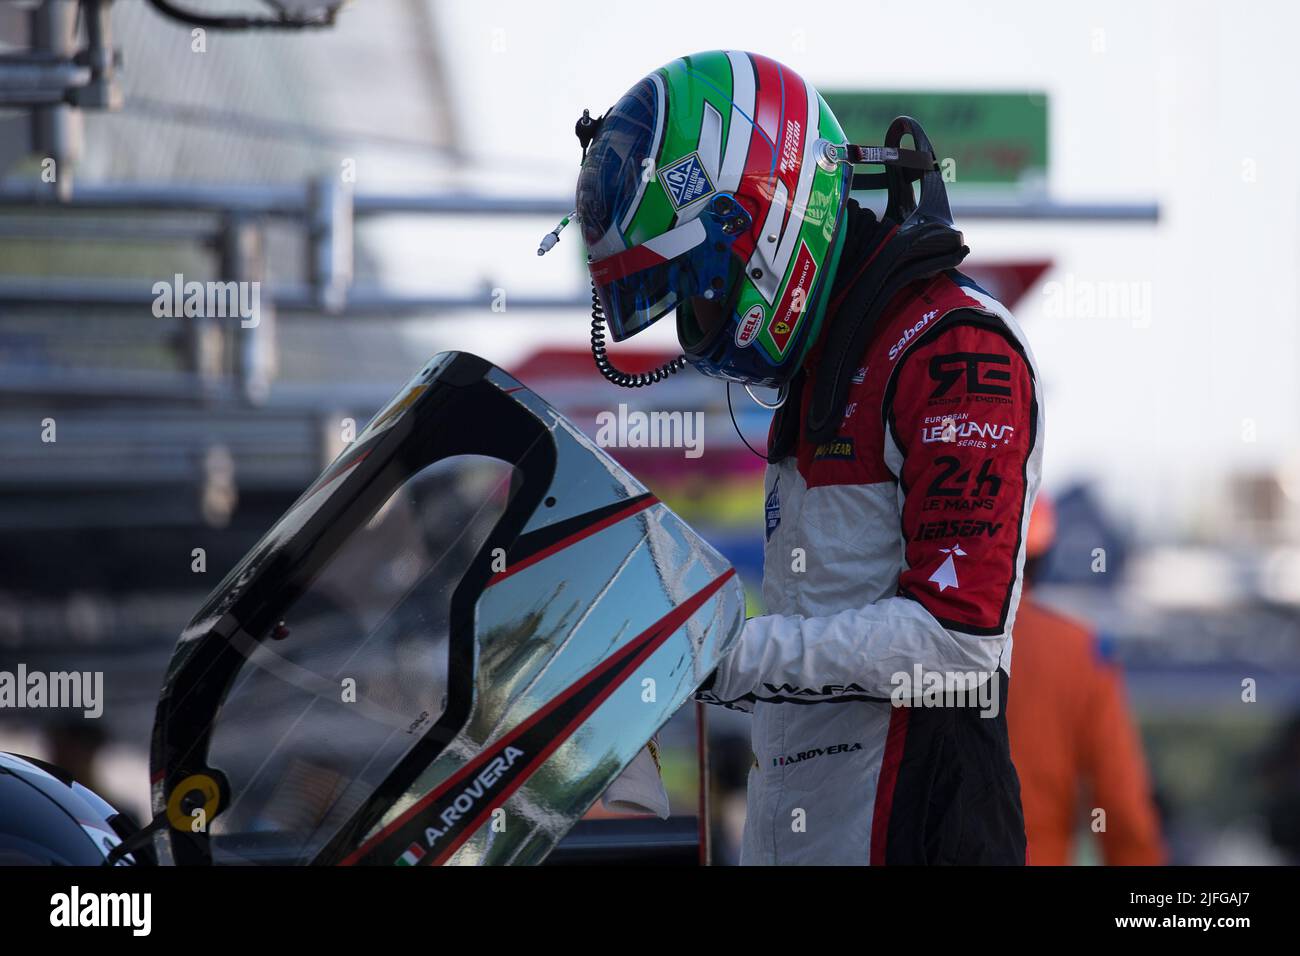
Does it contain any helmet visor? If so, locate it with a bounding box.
[590,217,710,341]
[589,194,751,342]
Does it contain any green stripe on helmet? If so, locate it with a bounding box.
[623,52,737,247]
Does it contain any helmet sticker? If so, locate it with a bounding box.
[659,151,715,209]
[735,304,765,347]
[766,240,817,357]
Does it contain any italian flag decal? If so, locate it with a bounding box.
[395,842,425,866]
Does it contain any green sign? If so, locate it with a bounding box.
[820,91,1048,188]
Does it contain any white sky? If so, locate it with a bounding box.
[397,0,1300,540]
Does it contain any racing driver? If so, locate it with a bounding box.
[559,50,1044,864]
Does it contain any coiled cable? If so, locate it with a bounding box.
[589,283,688,388]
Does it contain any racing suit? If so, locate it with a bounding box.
[700,264,1044,865]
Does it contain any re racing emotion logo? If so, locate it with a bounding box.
[928,352,1013,400]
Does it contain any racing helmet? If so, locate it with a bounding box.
[0,751,144,865]
[574,51,854,388]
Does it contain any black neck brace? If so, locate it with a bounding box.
[768,202,969,459]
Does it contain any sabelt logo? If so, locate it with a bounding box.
[889,309,940,361]
[735,304,764,347]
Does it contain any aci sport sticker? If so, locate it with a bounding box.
[659,152,715,209]
[735,304,764,347]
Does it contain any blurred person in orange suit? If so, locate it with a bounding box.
[1007,495,1166,865]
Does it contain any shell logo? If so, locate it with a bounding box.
[735,304,765,347]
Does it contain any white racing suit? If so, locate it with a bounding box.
[699,270,1044,865]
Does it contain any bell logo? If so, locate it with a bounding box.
[735,304,764,347]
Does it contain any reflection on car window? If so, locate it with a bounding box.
[205,455,516,865]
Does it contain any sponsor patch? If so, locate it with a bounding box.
[659,152,715,209]
[924,455,1003,499]
[736,304,764,347]
[760,681,872,699]
[767,240,817,357]
[927,543,967,592]
[773,741,862,767]
[889,310,939,361]
[912,519,1004,541]
[765,477,781,541]
[813,436,855,461]
[921,496,997,513]
[928,352,1014,399]
[919,413,1015,447]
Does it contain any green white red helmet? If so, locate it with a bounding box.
[575,51,853,388]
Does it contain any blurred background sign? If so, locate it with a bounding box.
[823,90,1049,190]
